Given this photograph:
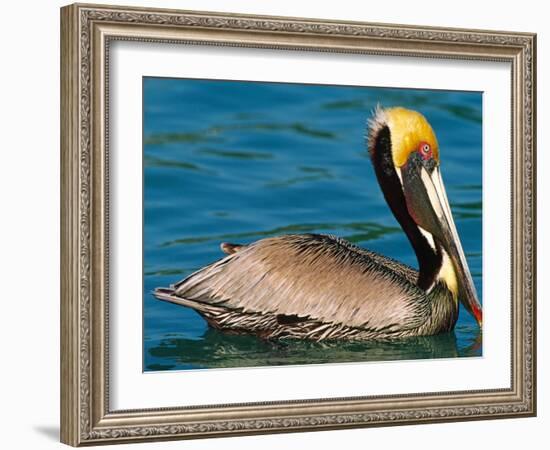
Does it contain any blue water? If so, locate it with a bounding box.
[143,77,482,371]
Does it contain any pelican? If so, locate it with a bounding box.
[154,107,482,340]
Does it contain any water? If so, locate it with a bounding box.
[143,77,482,371]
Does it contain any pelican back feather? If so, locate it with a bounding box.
[164,234,434,337]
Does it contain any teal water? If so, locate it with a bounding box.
[143,77,482,371]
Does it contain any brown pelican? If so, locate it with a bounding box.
[154,107,482,340]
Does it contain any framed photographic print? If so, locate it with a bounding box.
[60,3,536,446]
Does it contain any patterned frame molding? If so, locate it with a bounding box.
[60,3,536,446]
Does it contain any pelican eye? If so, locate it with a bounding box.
[418,142,432,160]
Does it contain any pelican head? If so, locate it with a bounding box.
[368,106,482,326]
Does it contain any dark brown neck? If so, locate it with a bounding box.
[370,125,442,290]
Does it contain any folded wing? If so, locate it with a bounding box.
[165,234,430,334]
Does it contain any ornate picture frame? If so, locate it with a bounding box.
[60,3,536,446]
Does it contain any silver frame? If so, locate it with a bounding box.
[61,3,536,446]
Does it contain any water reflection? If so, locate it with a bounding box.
[146,328,484,371]
[197,148,274,160]
[145,121,337,146]
[144,155,212,173]
[159,221,401,248]
[265,169,335,188]
[320,95,482,124]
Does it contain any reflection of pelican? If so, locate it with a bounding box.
[147,329,464,370]
[155,107,482,340]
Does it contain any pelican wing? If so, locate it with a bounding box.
[172,234,430,332]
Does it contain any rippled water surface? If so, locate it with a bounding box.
[143,78,482,371]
